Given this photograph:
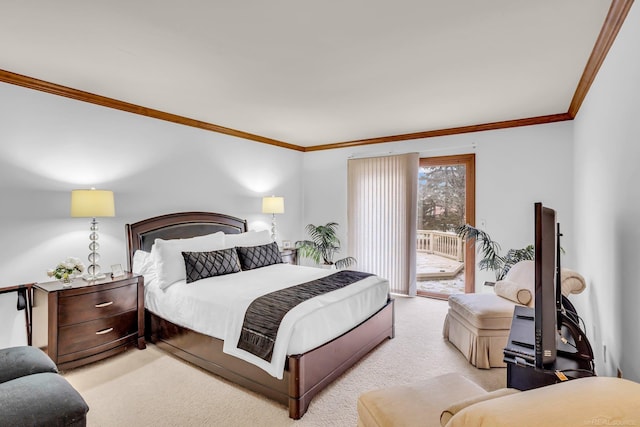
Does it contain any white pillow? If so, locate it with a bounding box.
[224,230,272,248]
[132,250,152,274]
[152,232,226,290]
[132,250,157,286]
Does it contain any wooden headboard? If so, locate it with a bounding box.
[125,211,248,271]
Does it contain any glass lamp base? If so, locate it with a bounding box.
[82,272,106,281]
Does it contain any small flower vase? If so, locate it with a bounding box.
[60,274,75,287]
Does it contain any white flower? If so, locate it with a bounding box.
[47,257,86,280]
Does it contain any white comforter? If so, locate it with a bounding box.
[144,263,389,379]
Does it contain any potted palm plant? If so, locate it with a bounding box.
[296,222,356,269]
[456,224,534,282]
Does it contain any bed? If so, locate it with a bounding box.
[125,211,395,419]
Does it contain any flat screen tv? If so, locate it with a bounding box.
[534,202,559,368]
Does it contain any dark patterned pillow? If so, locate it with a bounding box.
[182,248,241,283]
[236,242,282,271]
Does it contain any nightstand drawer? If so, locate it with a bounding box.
[58,282,137,326]
[58,310,138,356]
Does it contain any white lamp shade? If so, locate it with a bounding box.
[262,196,284,214]
[71,189,115,218]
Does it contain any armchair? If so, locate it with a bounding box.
[443,260,586,368]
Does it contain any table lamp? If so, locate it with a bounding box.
[71,189,115,280]
[262,196,284,242]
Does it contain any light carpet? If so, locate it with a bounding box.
[63,296,506,426]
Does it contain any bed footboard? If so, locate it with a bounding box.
[288,298,394,419]
[145,299,394,419]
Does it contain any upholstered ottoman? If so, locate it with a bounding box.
[443,293,517,369]
[0,346,89,426]
[357,373,487,427]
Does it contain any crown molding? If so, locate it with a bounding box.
[0,69,305,152]
[304,113,573,152]
[568,0,634,118]
[0,0,632,152]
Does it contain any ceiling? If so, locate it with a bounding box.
[0,1,625,150]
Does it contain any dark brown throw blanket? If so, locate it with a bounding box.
[237,270,373,361]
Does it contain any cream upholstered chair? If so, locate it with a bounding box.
[357,373,640,427]
[442,260,586,369]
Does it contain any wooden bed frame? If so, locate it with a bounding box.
[125,211,395,419]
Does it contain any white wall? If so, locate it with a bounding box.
[0,82,303,347]
[3,14,636,380]
[0,292,29,348]
[0,66,579,352]
[573,2,640,381]
[302,121,575,290]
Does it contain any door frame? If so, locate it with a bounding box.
[417,153,475,298]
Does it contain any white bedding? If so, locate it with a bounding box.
[144,263,389,379]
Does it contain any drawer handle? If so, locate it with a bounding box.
[95,301,114,308]
[96,328,114,335]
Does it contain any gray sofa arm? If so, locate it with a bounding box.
[0,346,58,384]
[0,372,89,426]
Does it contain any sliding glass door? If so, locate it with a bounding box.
[417,154,475,299]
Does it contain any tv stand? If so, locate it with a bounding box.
[504,306,594,391]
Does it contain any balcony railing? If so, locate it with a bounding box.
[417,230,464,262]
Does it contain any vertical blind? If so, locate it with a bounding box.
[347,153,418,296]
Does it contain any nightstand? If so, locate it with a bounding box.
[280,248,298,265]
[32,272,145,370]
